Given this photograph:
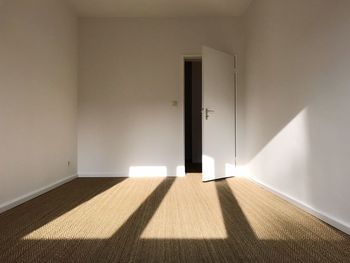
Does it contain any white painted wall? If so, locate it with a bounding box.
[243,0,350,231]
[0,0,78,210]
[78,18,244,177]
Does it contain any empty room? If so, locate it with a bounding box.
[1,0,350,262]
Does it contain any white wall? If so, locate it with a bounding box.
[0,0,78,210]
[243,0,350,231]
[78,18,244,177]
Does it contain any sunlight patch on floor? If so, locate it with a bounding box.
[141,175,228,239]
[22,178,164,240]
[225,178,346,241]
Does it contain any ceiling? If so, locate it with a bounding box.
[68,0,252,18]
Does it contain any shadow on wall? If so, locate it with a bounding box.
[242,0,350,164]
[0,177,350,262]
[240,0,350,226]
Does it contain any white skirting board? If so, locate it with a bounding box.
[246,175,350,236]
[78,173,129,177]
[78,166,186,178]
[0,174,77,214]
[78,173,183,178]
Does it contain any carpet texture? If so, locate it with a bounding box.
[0,175,350,262]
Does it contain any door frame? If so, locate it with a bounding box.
[180,55,202,175]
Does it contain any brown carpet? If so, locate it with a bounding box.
[0,175,350,262]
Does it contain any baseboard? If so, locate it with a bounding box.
[78,173,126,178]
[0,174,77,214]
[78,173,180,178]
[246,175,350,236]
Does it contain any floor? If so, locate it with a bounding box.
[0,175,350,262]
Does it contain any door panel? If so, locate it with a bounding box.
[202,46,236,182]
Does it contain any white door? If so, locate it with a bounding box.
[202,46,236,182]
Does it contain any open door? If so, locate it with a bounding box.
[202,46,236,182]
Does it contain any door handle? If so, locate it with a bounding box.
[205,108,215,120]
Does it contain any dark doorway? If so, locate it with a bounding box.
[184,59,202,173]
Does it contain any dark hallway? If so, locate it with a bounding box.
[185,59,203,173]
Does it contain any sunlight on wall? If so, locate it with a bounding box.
[22,179,163,240]
[202,155,215,181]
[176,165,186,177]
[244,108,312,200]
[225,163,236,177]
[233,165,248,177]
[129,166,168,177]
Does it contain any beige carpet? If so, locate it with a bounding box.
[0,175,350,262]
